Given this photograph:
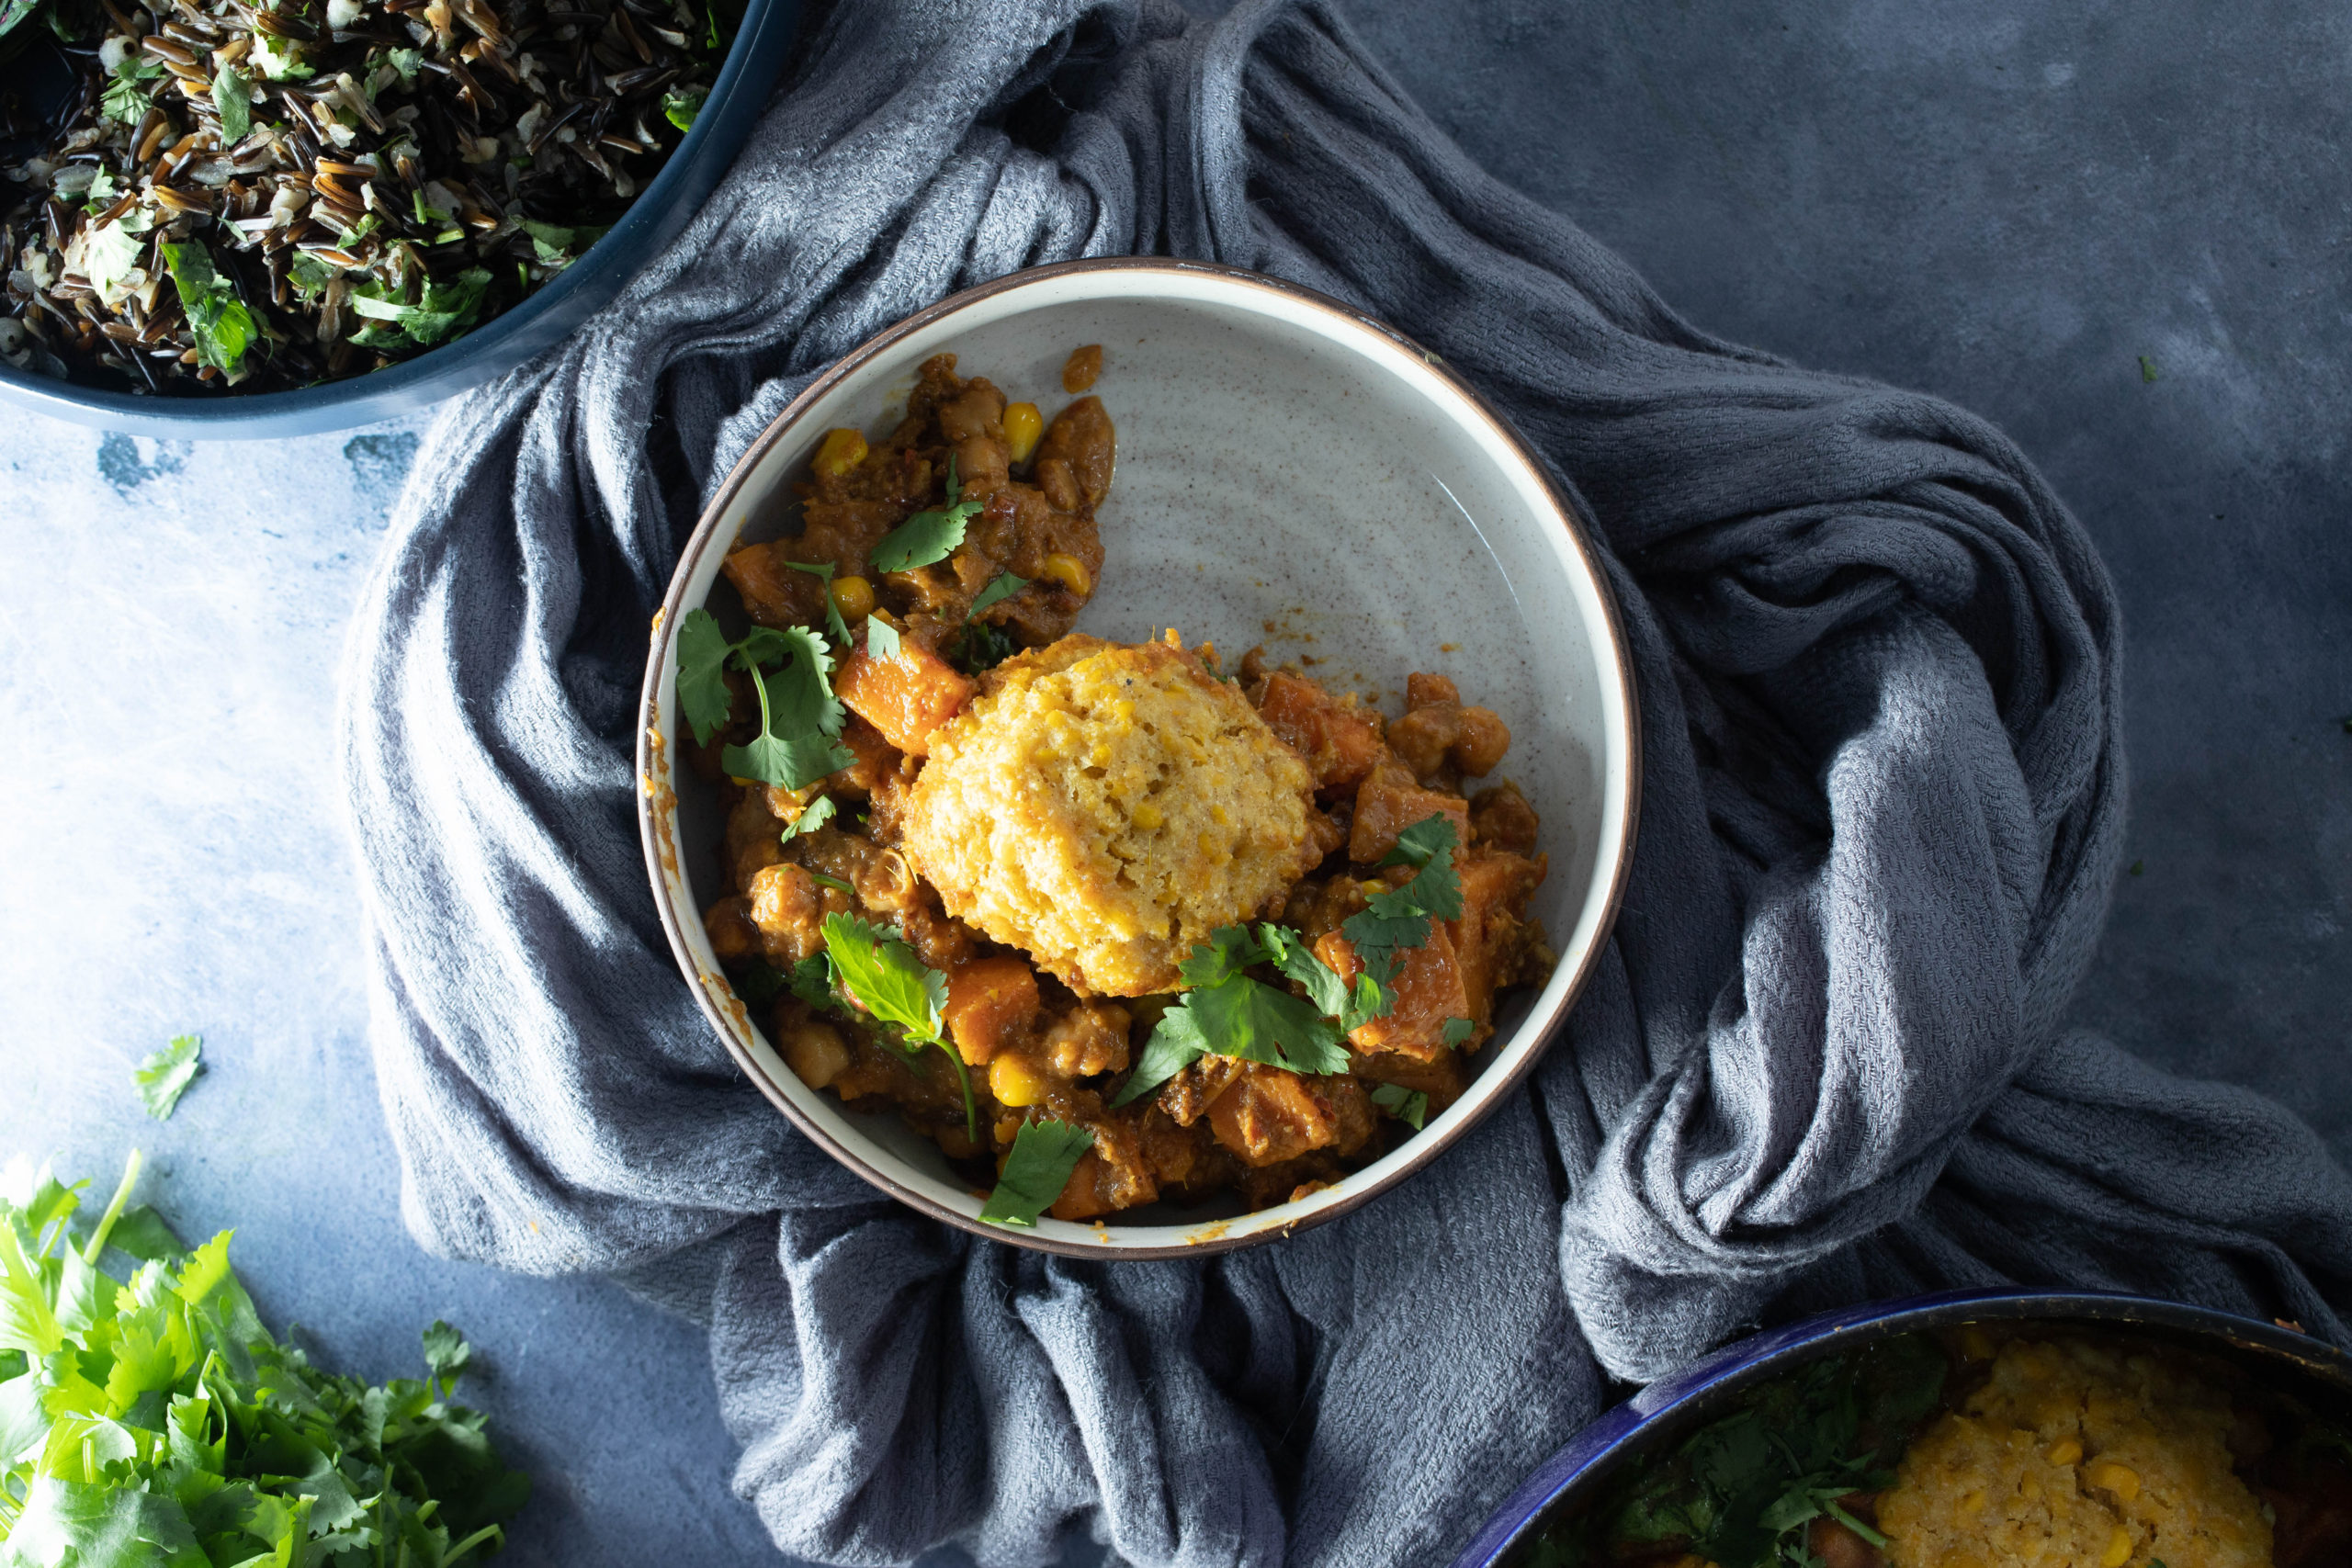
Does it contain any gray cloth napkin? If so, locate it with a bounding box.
[336,0,2352,1562]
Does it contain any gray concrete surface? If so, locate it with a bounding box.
[4,2,2345,1563]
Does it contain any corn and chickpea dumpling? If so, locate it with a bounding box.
[900,635,1324,998]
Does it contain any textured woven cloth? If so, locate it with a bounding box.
[336,0,2352,1562]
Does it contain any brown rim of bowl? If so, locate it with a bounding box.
[634,255,1645,1260]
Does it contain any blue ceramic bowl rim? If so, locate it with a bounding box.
[1452,1286,2352,1568]
[0,0,800,439]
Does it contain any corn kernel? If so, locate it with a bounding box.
[1960,1325,1996,1361]
[2100,1525,2133,1567]
[814,427,867,477]
[1041,552,1091,595]
[2046,1438,2084,1466]
[1002,401,1043,463]
[2088,1460,2141,1502]
[989,1053,1046,1108]
[1960,1490,1985,1515]
[1132,801,1163,830]
[830,574,876,621]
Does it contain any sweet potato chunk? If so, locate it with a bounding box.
[1207,1064,1339,1168]
[1254,672,1385,795]
[1348,761,1472,864]
[834,634,975,755]
[1314,925,1472,1064]
[944,956,1039,1066]
[1450,851,1548,1027]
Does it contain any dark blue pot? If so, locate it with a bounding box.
[0,0,800,438]
[1453,1287,2352,1567]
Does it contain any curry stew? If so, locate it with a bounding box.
[688,351,1555,1221]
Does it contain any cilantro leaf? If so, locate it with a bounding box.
[422,1318,472,1390]
[133,1034,202,1120]
[1442,1016,1476,1047]
[1112,1005,1211,1107]
[212,62,253,141]
[979,1120,1093,1227]
[1182,974,1349,1077]
[662,84,707,132]
[950,618,1015,675]
[969,572,1025,616]
[821,913,975,1139]
[1370,1083,1428,1129]
[98,55,164,125]
[1179,925,1271,988]
[520,218,606,267]
[158,242,257,378]
[822,914,943,1040]
[725,724,854,792]
[780,562,854,644]
[718,627,854,789]
[869,454,980,572]
[80,217,145,299]
[386,45,424,82]
[865,617,910,666]
[675,606,736,745]
[750,625,846,741]
[1380,814,1459,870]
[1340,814,1463,973]
[1261,923,1346,1016]
[349,266,492,347]
[779,794,836,845]
[104,1205,185,1262]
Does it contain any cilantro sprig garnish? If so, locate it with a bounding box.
[820,913,976,1142]
[779,795,836,845]
[1369,1083,1428,1129]
[1111,814,1469,1109]
[979,1120,1094,1228]
[676,609,855,789]
[0,1151,528,1568]
[868,454,981,573]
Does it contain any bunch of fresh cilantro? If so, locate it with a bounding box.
[1542,1335,1949,1568]
[0,1151,527,1566]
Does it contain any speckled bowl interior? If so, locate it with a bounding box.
[638,258,1638,1257]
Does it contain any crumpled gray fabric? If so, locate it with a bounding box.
[335,0,2352,1562]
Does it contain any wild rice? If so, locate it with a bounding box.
[0,0,727,393]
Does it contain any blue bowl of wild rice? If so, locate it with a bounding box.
[0,0,799,436]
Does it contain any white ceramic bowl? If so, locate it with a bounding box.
[637,258,1639,1257]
